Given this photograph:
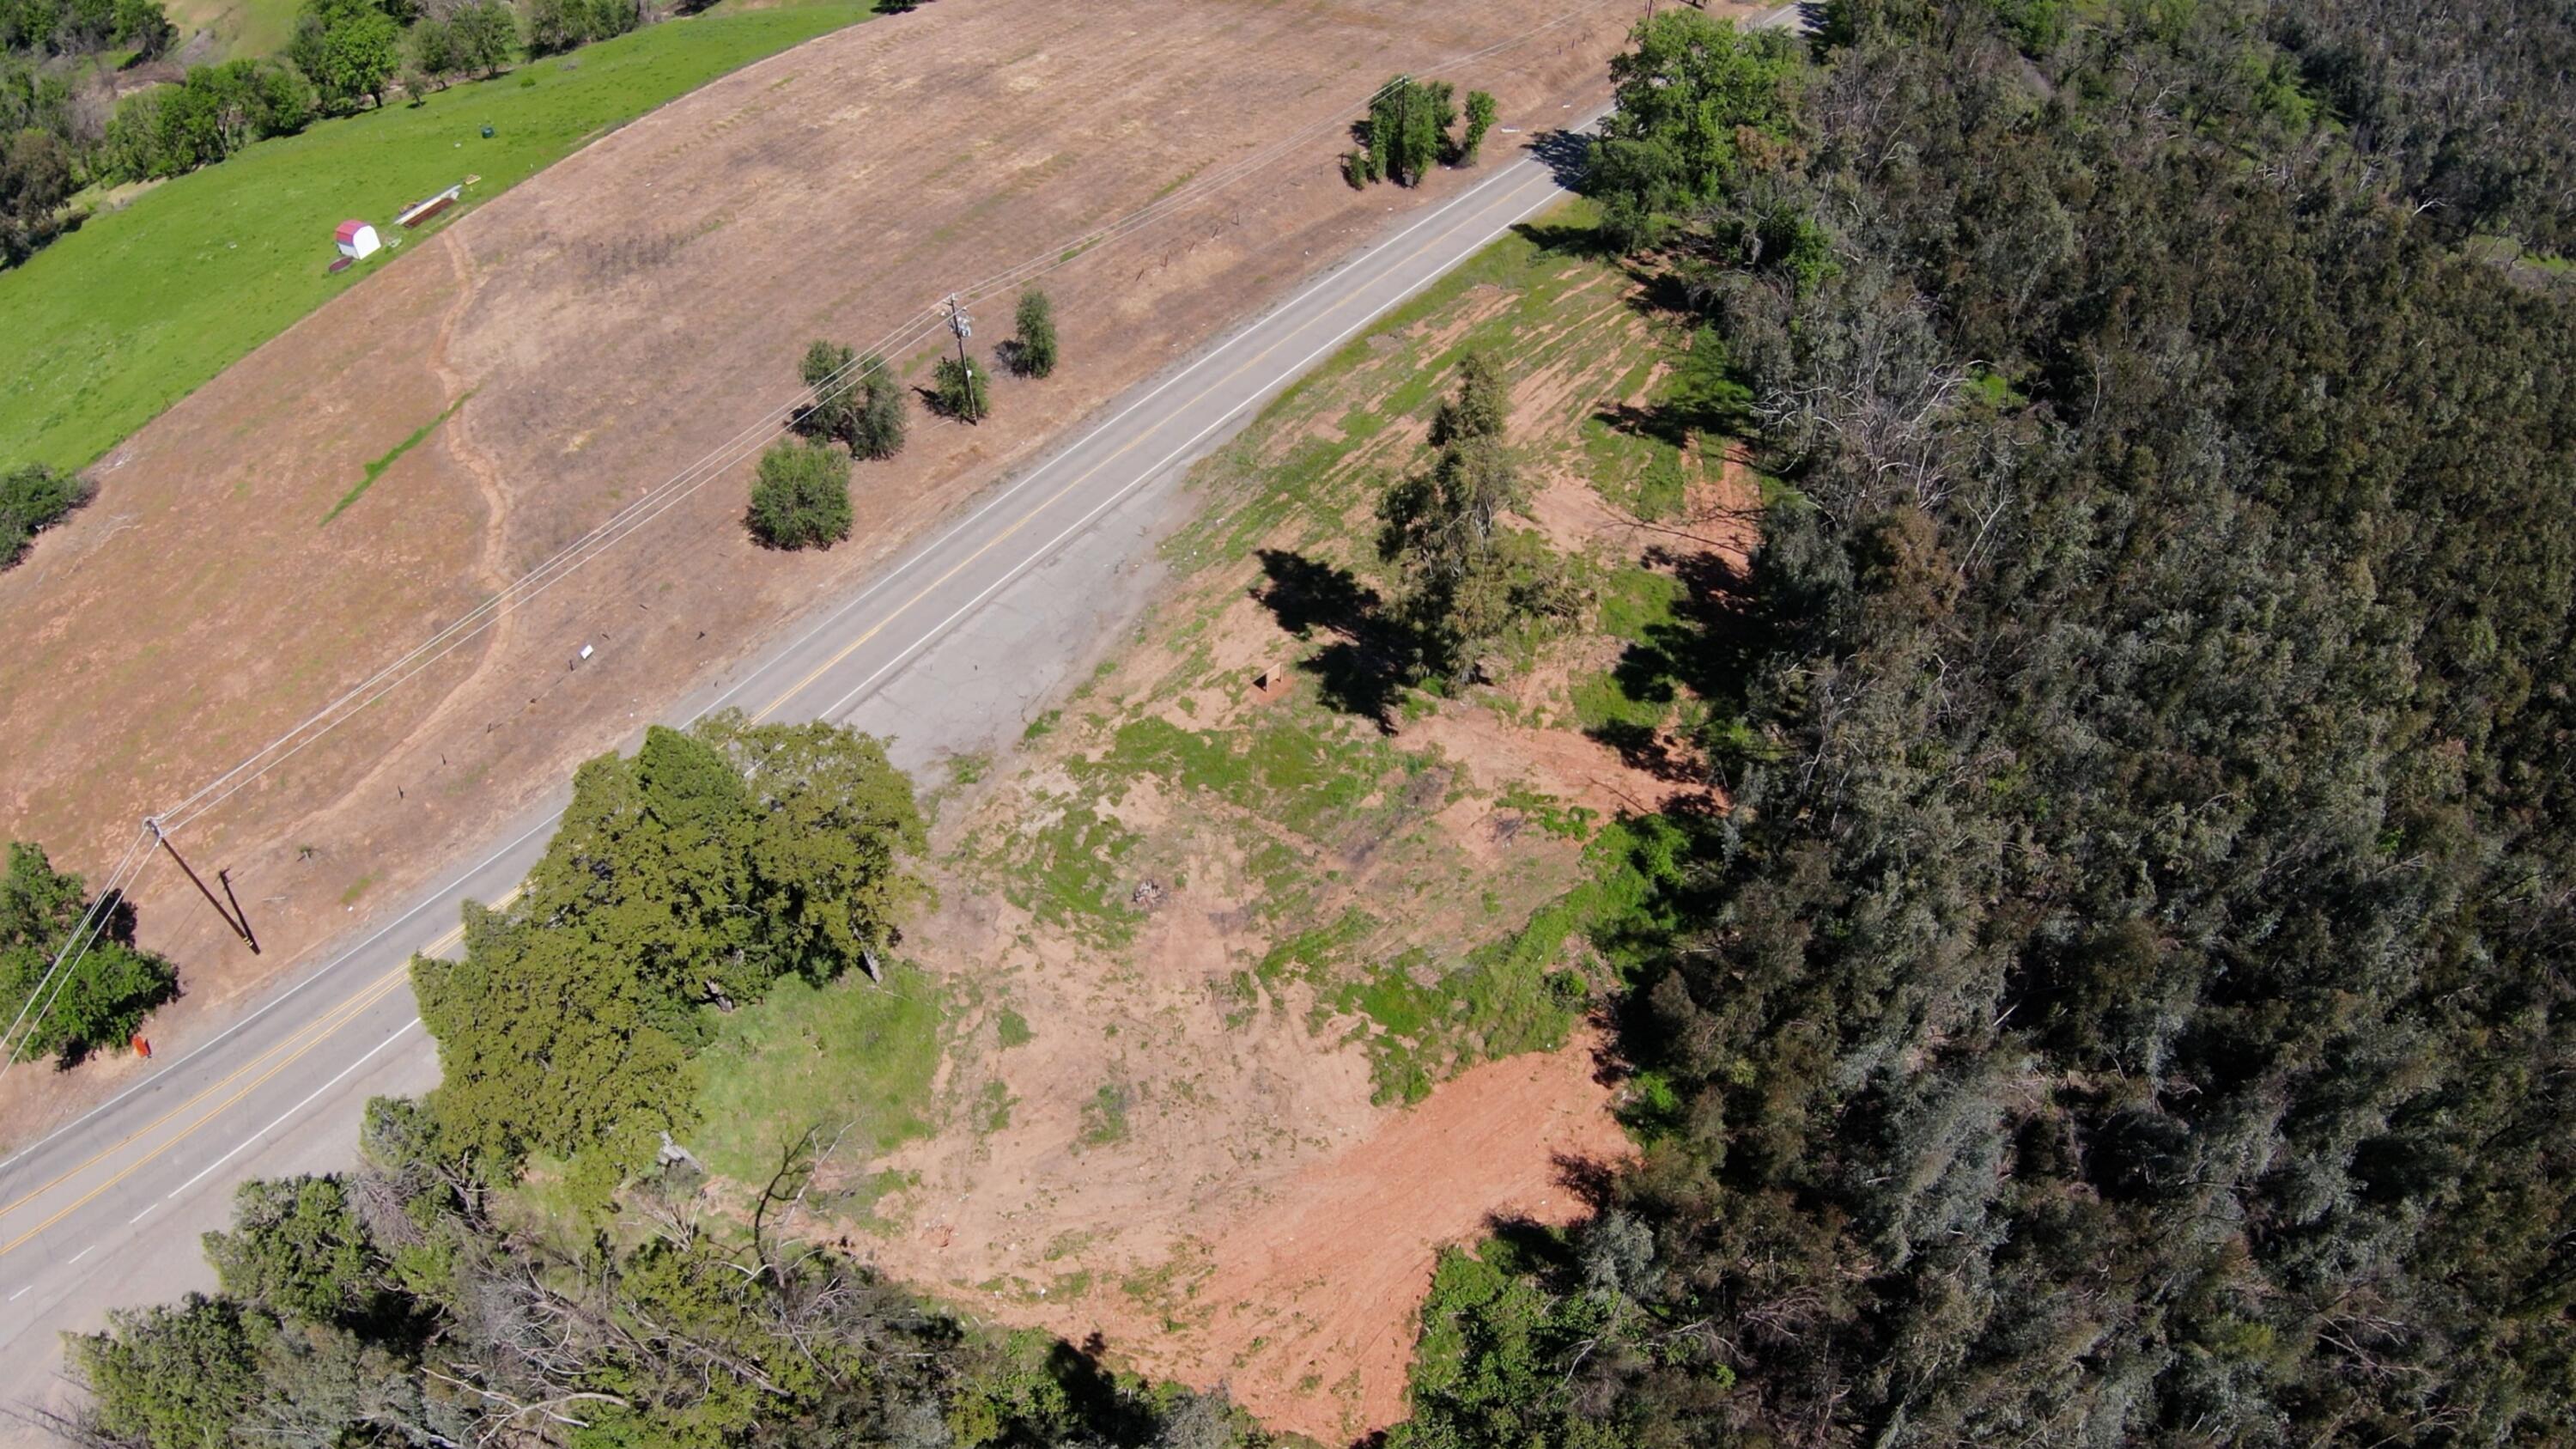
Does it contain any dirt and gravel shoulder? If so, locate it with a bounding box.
[0,0,1691,1138]
[741,206,1759,1439]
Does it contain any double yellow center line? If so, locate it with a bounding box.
[3,162,1561,1261]
[0,911,478,1257]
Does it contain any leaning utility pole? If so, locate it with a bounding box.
[145,817,259,954]
[945,294,980,424]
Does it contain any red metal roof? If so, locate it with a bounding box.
[334,219,370,243]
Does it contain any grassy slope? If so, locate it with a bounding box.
[164,0,301,61]
[945,209,1696,1106]
[691,965,947,1186]
[0,1,873,472]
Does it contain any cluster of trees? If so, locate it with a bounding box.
[1376,352,1576,686]
[61,1110,1272,1448]
[1,458,87,565]
[413,715,926,1192]
[749,339,893,549]
[0,0,173,261]
[0,0,170,60]
[1394,3,2576,1444]
[520,0,633,60]
[60,713,1281,1447]
[400,0,513,92]
[1344,76,1496,188]
[95,58,312,181]
[753,291,1062,546]
[0,839,176,1065]
[1583,10,1801,252]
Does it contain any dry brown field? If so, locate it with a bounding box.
[0,0,1662,1133]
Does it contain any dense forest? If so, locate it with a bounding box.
[41,0,2576,1444]
[1397,0,2576,1444]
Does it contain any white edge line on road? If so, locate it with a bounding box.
[0,143,1574,1188]
[688,148,1569,726]
[64,1245,90,1265]
[0,820,551,1180]
[817,174,1573,724]
[99,161,1552,1213]
[167,1020,419,1202]
[127,1202,154,1225]
[7,1285,27,1301]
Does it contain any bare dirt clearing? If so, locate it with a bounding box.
[0,0,1660,1135]
[785,203,1759,1439]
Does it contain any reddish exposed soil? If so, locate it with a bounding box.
[0,0,1669,1138]
[889,1032,1626,1442]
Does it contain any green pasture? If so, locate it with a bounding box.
[0,1,872,472]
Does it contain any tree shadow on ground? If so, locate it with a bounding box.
[1044,1334,1158,1442]
[1593,399,1690,449]
[1252,548,1413,731]
[1524,125,1593,190]
[1588,546,1762,782]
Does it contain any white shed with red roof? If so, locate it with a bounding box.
[334,219,381,260]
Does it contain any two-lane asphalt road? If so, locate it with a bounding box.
[0,137,1590,1432]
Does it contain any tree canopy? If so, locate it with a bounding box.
[746,436,853,550]
[287,0,401,112]
[411,716,921,1184]
[1009,288,1057,378]
[1377,353,1576,685]
[66,1129,1271,1449]
[1,460,90,566]
[1400,1,2576,1442]
[0,839,176,1064]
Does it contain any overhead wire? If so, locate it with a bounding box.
[0,825,156,1076]
[153,0,1625,838]
[30,0,1632,1044]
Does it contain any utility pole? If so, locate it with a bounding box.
[145,818,259,953]
[945,294,979,424]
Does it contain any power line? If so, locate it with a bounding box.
[0,825,155,1075]
[151,0,1624,838]
[25,0,1634,1051]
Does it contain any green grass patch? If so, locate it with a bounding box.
[0,2,876,472]
[975,1079,1015,1135]
[1571,670,1666,735]
[1596,564,1684,645]
[1260,819,1692,1105]
[810,1166,916,1234]
[1077,1082,1131,1148]
[1084,715,1399,837]
[1002,801,1145,945]
[1582,414,1686,521]
[994,1007,1032,1048]
[691,963,945,1184]
[321,392,469,524]
[1572,565,1689,735]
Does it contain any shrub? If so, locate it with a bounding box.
[0,839,178,1064]
[848,352,906,459]
[933,353,989,422]
[1009,289,1057,378]
[746,437,851,549]
[1,461,92,568]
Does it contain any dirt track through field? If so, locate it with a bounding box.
[0,0,1643,1111]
